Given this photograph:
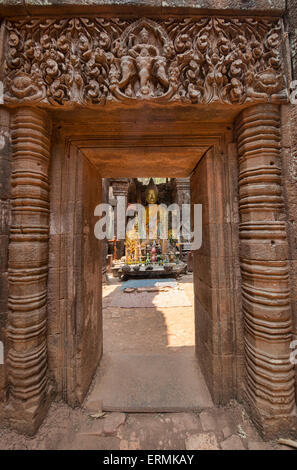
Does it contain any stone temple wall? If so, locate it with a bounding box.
[0,0,287,17]
[0,109,10,403]
[283,0,297,403]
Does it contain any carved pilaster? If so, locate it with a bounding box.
[0,107,11,404]
[112,178,129,259]
[236,104,296,437]
[102,177,110,281]
[175,177,191,206]
[112,178,130,198]
[6,107,53,435]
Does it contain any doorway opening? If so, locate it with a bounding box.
[87,175,212,412]
[48,105,241,415]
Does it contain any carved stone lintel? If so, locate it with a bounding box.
[6,107,53,435]
[236,104,296,437]
[3,16,288,107]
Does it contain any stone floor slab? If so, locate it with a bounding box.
[86,352,213,412]
[185,433,219,450]
[220,434,245,450]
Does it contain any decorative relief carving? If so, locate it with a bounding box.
[236,105,295,418]
[4,17,287,106]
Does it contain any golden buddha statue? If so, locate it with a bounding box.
[145,178,160,241]
[145,178,158,205]
[125,178,168,264]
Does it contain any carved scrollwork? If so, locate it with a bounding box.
[4,16,288,106]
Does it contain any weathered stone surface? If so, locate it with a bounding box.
[0,108,11,403]
[199,410,217,432]
[185,432,219,450]
[248,440,276,450]
[161,0,285,10]
[220,434,245,450]
[84,399,103,413]
[103,412,126,436]
[286,0,297,79]
[0,0,286,15]
[236,104,296,437]
[279,22,297,401]
[0,1,295,443]
[3,16,287,107]
[6,107,53,435]
[222,425,232,439]
[48,140,103,406]
[191,146,240,405]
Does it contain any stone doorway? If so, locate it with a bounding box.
[2,101,295,440]
[79,165,218,419]
[42,105,242,429]
[1,12,296,440]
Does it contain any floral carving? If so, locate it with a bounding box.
[3,16,288,106]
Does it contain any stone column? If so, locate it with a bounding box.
[112,178,129,259]
[0,107,11,403]
[7,108,53,435]
[236,104,296,438]
[175,177,190,261]
[101,178,110,281]
[175,177,190,206]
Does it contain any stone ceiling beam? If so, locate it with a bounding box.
[0,1,286,18]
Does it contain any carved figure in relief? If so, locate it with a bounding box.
[114,26,170,99]
[3,17,288,106]
[205,51,225,102]
[130,28,158,96]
